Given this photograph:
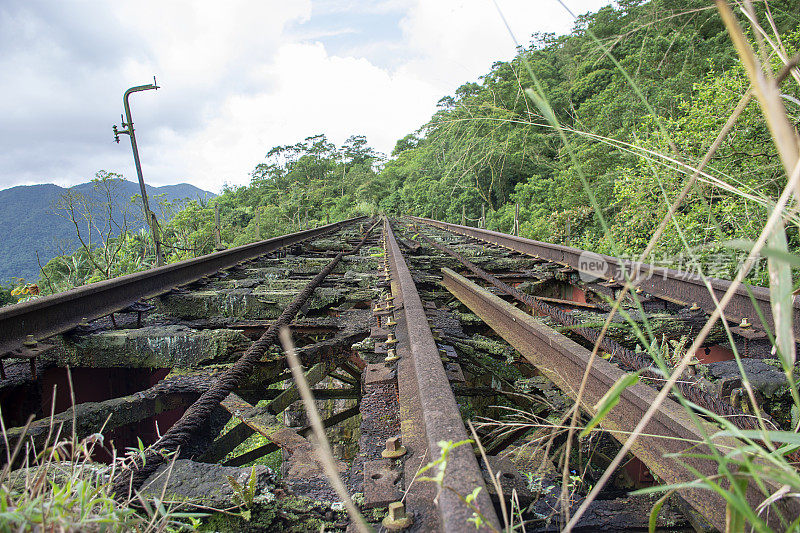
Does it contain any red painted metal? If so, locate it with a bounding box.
[694,344,735,363]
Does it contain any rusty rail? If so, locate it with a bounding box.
[409,216,797,338]
[440,267,799,531]
[410,226,767,431]
[383,218,501,532]
[0,217,366,356]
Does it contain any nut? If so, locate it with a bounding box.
[381,436,406,459]
[384,348,399,363]
[382,501,412,530]
[385,333,398,345]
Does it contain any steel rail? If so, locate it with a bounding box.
[384,218,501,532]
[409,226,768,431]
[0,217,366,356]
[441,267,799,531]
[408,216,798,338]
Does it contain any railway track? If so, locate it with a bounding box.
[0,215,797,531]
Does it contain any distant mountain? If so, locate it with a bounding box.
[0,180,215,283]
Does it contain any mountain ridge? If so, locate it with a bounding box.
[0,180,215,283]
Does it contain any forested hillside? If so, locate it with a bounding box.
[0,178,213,283]
[380,0,798,284]
[5,0,799,302]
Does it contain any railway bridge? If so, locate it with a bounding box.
[1,216,797,531]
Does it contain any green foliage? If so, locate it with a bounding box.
[226,467,258,519]
[580,369,643,439]
[12,2,799,298]
[0,431,205,532]
[381,0,798,282]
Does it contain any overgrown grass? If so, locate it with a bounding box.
[477,1,800,531]
[0,382,206,532]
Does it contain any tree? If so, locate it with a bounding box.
[53,171,143,282]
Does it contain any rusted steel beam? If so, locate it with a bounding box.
[205,359,344,461]
[441,267,799,531]
[267,360,339,415]
[384,219,501,532]
[221,393,307,449]
[222,404,360,467]
[410,216,797,337]
[0,217,366,356]
[218,393,328,480]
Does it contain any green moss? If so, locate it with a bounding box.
[199,495,343,532]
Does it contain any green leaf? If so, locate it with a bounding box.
[766,226,796,368]
[713,429,800,446]
[226,474,243,501]
[247,467,257,504]
[648,490,675,533]
[580,370,642,439]
[465,486,482,504]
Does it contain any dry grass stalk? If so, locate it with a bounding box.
[278,326,371,533]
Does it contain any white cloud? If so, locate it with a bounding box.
[0,0,611,193]
[168,42,441,190]
[397,0,610,87]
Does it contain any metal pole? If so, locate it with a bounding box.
[461,204,465,226]
[514,203,519,236]
[256,208,261,240]
[481,204,485,228]
[113,77,162,266]
[214,204,223,249]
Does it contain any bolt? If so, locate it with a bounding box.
[382,502,413,530]
[739,317,751,328]
[374,304,384,313]
[689,303,700,311]
[382,436,406,458]
[386,333,398,345]
[386,316,397,327]
[22,335,37,348]
[385,293,395,301]
[384,348,399,363]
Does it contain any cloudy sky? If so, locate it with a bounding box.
[0,0,610,194]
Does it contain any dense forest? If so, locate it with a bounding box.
[4,0,799,303]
